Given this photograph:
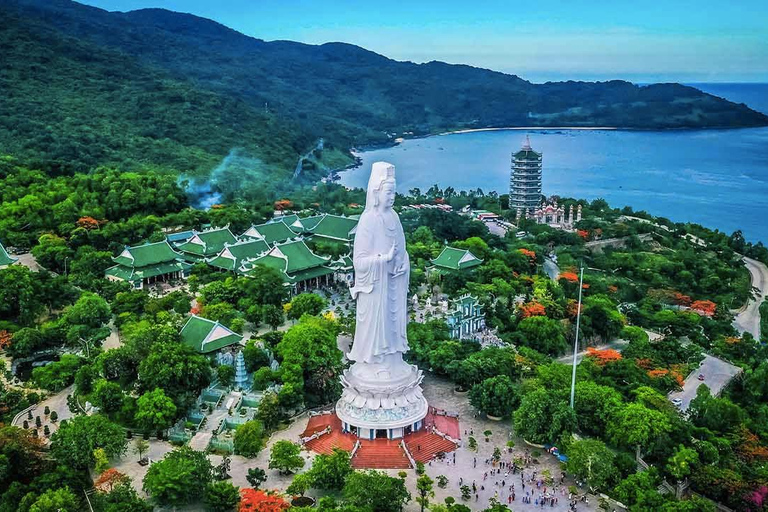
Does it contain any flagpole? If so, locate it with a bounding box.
[570,266,584,409]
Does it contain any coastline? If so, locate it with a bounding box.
[435,126,619,136]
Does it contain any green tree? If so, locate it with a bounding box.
[28,487,80,512]
[286,472,312,496]
[287,293,327,320]
[469,375,520,418]
[277,316,342,406]
[513,388,576,444]
[566,439,617,491]
[93,447,110,474]
[342,470,411,512]
[31,354,84,391]
[246,467,267,488]
[217,364,235,387]
[416,474,435,512]
[306,448,352,491]
[50,414,127,469]
[573,381,623,437]
[261,304,284,330]
[142,446,213,506]
[256,391,283,430]
[134,438,150,461]
[204,481,240,512]
[93,379,124,416]
[137,342,211,410]
[233,420,265,458]
[268,440,305,474]
[242,339,271,372]
[608,403,673,450]
[667,445,699,481]
[515,316,568,356]
[135,388,178,432]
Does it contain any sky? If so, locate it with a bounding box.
[78,0,768,83]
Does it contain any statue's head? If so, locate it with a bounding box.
[367,162,396,211]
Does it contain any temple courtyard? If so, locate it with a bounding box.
[110,373,598,511]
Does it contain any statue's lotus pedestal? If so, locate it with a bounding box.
[336,354,428,440]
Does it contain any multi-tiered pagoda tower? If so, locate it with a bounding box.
[509,136,543,214]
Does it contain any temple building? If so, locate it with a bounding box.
[239,239,335,292]
[532,199,582,230]
[174,226,238,262]
[445,294,486,339]
[303,213,358,245]
[105,241,191,289]
[180,315,244,354]
[510,136,543,213]
[241,220,300,245]
[207,239,271,272]
[0,240,17,269]
[429,246,483,272]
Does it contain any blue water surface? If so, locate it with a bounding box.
[344,84,768,243]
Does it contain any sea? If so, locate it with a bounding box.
[341,83,768,244]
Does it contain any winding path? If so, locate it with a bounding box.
[732,257,768,339]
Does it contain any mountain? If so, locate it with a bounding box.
[1,0,767,180]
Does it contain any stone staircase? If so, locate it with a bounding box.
[404,430,458,463]
[352,439,411,469]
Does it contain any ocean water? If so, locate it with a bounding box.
[343,84,768,244]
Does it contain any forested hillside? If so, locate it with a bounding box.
[1,0,767,180]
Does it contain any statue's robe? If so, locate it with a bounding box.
[348,208,410,364]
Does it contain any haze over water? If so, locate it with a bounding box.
[343,84,768,244]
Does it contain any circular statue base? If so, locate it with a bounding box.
[336,356,429,438]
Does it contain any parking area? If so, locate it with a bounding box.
[668,354,742,412]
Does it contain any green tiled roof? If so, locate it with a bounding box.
[106,260,191,282]
[113,241,183,267]
[277,240,330,273]
[242,221,299,245]
[176,227,237,258]
[308,214,358,242]
[180,315,243,354]
[208,239,271,272]
[430,246,483,270]
[513,148,542,161]
[242,240,331,284]
[298,215,324,231]
[0,241,17,267]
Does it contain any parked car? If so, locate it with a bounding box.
[698,374,705,381]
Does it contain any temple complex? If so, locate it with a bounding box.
[509,135,543,213]
[532,199,582,230]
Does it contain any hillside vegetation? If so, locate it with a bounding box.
[1,0,767,181]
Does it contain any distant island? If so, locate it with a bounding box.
[2,0,767,186]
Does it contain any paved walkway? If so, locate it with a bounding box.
[667,354,743,412]
[12,384,76,443]
[732,256,768,340]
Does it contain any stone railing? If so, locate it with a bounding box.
[299,426,331,445]
[12,404,37,428]
[431,426,461,447]
[308,409,334,418]
[400,440,416,468]
[350,440,361,458]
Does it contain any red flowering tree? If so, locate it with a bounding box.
[274,199,293,211]
[673,292,692,307]
[585,347,622,366]
[0,330,11,351]
[94,469,130,492]
[558,272,579,283]
[691,300,717,317]
[577,230,589,240]
[239,489,289,512]
[519,302,546,318]
[76,216,103,230]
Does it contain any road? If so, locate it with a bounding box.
[667,354,743,412]
[732,256,768,340]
